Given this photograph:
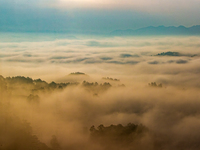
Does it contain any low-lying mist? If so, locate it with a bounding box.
[0,34,200,150]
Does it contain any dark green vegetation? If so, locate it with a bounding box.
[0,75,120,105]
[82,81,112,95]
[0,75,78,92]
[1,74,200,150]
[89,123,200,150]
[0,113,52,150]
[0,75,113,150]
[156,51,180,56]
[69,72,86,75]
[90,123,149,150]
[120,54,140,58]
[102,77,120,82]
[155,51,198,57]
[0,75,79,103]
[148,82,162,88]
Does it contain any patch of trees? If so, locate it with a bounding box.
[102,77,120,82]
[48,81,78,90]
[27,94,40,104]
[90,123,198,150]
[82,81,111,88]
[90,123,149,149]
[156,51,180,56]
[120,54,134,58]
[1,75,125,98]
[156,51,197,57]
[50,135,61,150]
[82,81,112,95]
[33,78,49,89]
[82,81,99,87]
[6,76,34,84]
[69,72,86,75]
[0,75,79,94]
[0,113,52,150]
[148,82,162,88]
[0,75,7,91]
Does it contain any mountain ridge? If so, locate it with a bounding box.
[110,25,200,36]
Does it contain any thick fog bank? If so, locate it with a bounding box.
[0,35,200,149]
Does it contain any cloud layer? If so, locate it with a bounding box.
[1,34,200,149]
[1,35,200,83]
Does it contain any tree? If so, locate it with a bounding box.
[50,135,61,150]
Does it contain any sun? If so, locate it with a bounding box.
[57,0,111,9]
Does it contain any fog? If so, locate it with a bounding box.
[0,34,200,150]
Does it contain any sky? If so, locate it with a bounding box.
[0,0,200,33]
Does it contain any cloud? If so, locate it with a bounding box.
[1,34,200,83]
[1,34,200,150]
[49,56,72,60]
[106,60,139,65]
[6,58,45,63]
[86,41,117,47]
[100,57,113,60]
[0,54,18,58]
[53,0,200,13]
[148,60,160,64]
[120,53,140,58]
[23,53,33,57]
[120,54,133,58]
[176,59,188,64]
[1,74,200,150]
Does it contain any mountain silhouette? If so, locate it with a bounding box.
[110,25,200,36]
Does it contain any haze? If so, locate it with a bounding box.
[1,33,200,150]
[1,0,200,149]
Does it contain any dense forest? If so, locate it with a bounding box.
[1,74,200,150]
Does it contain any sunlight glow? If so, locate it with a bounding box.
[57,0,110,8]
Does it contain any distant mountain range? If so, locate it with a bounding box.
[110,25,200,36]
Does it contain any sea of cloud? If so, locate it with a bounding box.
[0,34,200,85]
[0,34,200,150]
